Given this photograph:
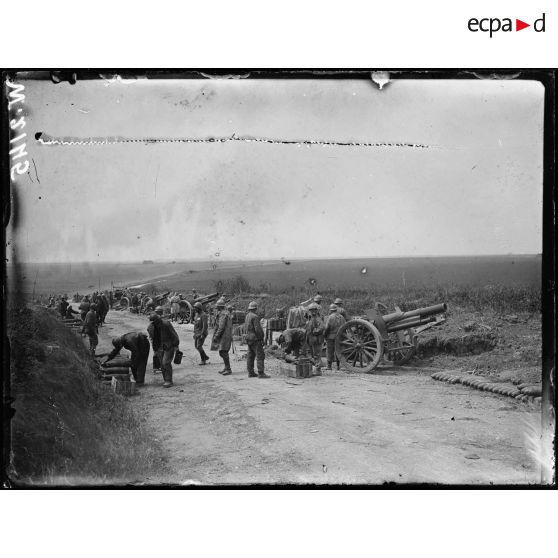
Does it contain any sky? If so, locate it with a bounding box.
[8,77,544,263]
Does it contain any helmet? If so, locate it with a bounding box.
[215,298,226,308]
[334,298,343,305]
[308,303,318,311]
[194,302,203,310]
[248,301,258,310]
[276,334,285,345]
[329,304,338,312]
[90,303,97,310]
[313,295,322,302]
[155,306,164,315]
[149,312,162,322]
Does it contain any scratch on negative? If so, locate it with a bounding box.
[32,158,40,183]
[35,133,437,150]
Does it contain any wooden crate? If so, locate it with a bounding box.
[282,359,313,378]
[111,376,137,395]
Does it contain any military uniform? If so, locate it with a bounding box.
[324,312,345,369]
[281,328,307,357]
[305,314,325,372]
[147,321,162,371]
[193,309,209,363]
[65,305,80,319]
[81,309,98,355]
[107,332,151,385]
[170,294,181,321]
[337,307,349,322]
[212,308,233,374]
[79,299,91,321]
[245,310,265,376]
[58,298,69,318]
[150,319,180,384]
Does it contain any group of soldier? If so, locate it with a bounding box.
[57,287,349,388]
[278,294,349,373]
[73,292,112,356]
[99,295,269,389]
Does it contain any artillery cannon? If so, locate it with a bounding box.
[178,292,220,324]
[140,291,170,314]
[334,302,448,373]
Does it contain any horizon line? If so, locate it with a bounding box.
[9,253,542,265]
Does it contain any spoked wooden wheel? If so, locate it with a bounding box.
[179,300,193,323]
[120,296,130,309]
[335,319,383,373]
[384,329,416,365]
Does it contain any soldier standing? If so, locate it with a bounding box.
[81,303,98,356]
[313,294,323,316]
[334,298,349,322]
[193,302,210,365]
[244,301,269,378]
[58,296,69,318]
[170,292,181,322]
[305,303,325,375]
[211,298,233,376]
[79,296,91,321]
[147,306,164,373]
[149,313,180,387]
[323,303,346,370]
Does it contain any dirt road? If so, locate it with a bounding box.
[96,309,541,485]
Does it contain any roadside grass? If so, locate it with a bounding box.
[7,306,166,485]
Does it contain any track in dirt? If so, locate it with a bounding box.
[95,308,541,485]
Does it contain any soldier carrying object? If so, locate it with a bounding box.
[323,303,346,370]
[193,302,210,365]
[149,313,180,388]
[244,301,270,379]
[305,302,325,375]
[104,332,151,386]
[147,306,164,373]
[211,298,233,376]
[81,302,99,356]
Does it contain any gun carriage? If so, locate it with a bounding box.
[334,302,448,373]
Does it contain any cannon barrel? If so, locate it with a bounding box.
[195,292,220,304]
[383,303,447,325]
[387,315,437,333]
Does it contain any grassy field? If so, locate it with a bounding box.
[11,255,541,300]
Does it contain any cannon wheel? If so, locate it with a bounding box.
[179,300,193,324]
[120,296,130,309]
[385,329,416,365]
[335,319,384,373]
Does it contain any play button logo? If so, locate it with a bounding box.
[516,19,530,31]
